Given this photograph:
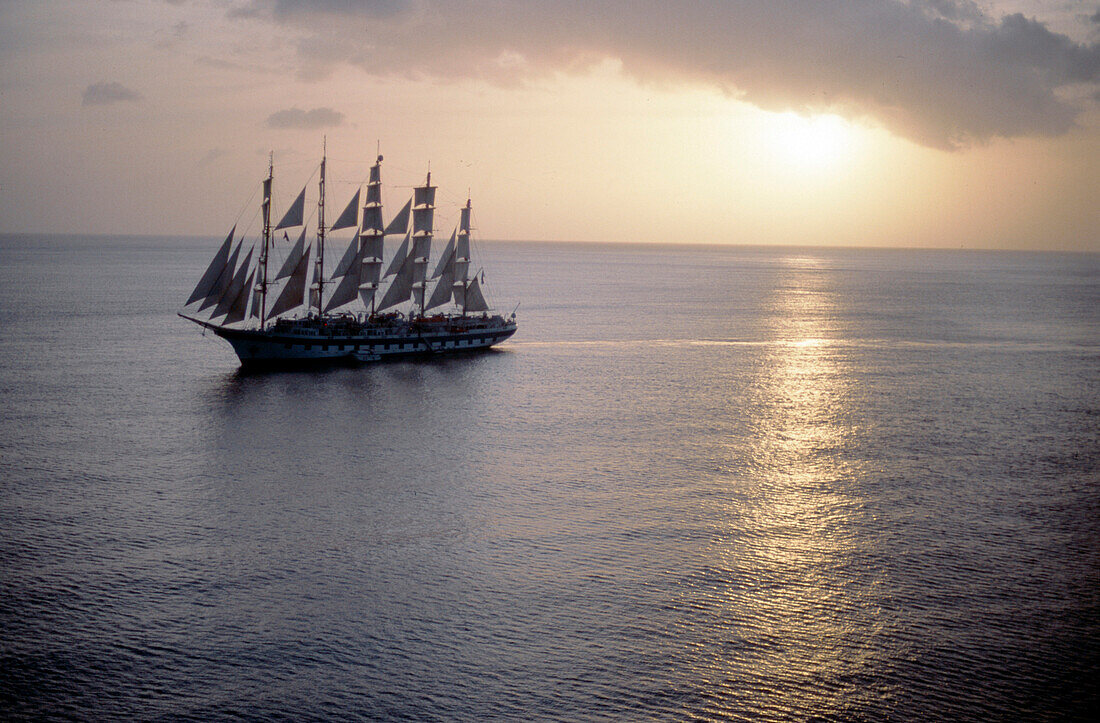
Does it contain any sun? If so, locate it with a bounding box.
[768,112,854,169]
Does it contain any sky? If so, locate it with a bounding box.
[0,0,1098,250]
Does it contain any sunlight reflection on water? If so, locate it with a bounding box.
[727,262,893,714]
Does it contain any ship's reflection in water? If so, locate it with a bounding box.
[702,257,890,718]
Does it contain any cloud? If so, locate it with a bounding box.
[918,0,982,23]
[197,148,228,168]
[81,81,142,106]
[232,0,1100,150]
[265,106,345,129]
[269,0,408,19]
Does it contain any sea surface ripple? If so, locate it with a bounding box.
[1,236,1098,720]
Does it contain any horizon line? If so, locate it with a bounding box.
[0,231,1096,255]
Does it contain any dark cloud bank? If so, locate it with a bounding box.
[238,0,1100,150]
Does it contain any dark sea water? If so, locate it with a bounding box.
[1,234,1098,721]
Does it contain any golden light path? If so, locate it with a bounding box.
[705,255,886,715]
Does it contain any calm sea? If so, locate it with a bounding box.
[1,235,1098,721]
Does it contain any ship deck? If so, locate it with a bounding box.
[179,313,517,367]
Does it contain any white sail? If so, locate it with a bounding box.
[448,199,474,306]
[454,256,469,287]
[361,204,383,234]
[361,159,384,229]
[351,162,385,310]
[411,234,431,309]
[413,209,434,235]
[425,258,456,311]
[198,241,243,312]
[250,232,265,318]
[464,274,489,312]
[309,255,322,311]
[414,184,436,208]
[376,247,414,311]
[412,234,431,264]
[361,235,384,270]
[330,189,360,231]
[327,187,358,229]
[384,233,410,277]
[432,229,456,279]
[268,243,312,318]
[275,228,306,280]
[324,279,357,312]
[383,199,411,236]
[326,235,387,313]
[460,204,471,234]
[453,280,465,310]
[187,226,234,305]
[331,238,358,278]
[323,254,362,312]
[408,173,436,311]
[274,185,306,230]
[357,283,378,310]
[366,159,383,208]
[412,173,435,234]
[223,269,255,325]
[357,235,384,309]
[211,246,255,318]
[456,199,472,284]
[456,231,470,262]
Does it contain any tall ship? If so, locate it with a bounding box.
[179,147,517,367]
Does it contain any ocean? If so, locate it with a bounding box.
[1,235,1097,720]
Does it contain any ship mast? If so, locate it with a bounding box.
[459,197,472,317]
[259,153,273,328]
[316,139,326,315]
[411,169,436,318]
[363,146,385,317]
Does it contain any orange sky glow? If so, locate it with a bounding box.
[0,1,1097,251]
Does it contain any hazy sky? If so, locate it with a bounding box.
[1,0,1097,250]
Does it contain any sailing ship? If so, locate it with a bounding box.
[179,149,517,367]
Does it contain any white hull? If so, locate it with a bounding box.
[183,314,517,367]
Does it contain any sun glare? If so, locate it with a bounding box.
[769,113,854,169]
